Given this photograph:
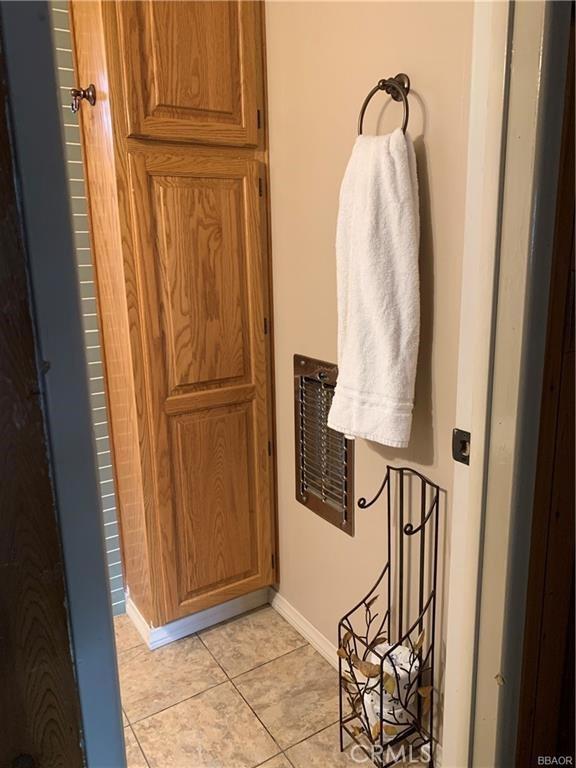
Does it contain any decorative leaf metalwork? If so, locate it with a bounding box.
[351,654,381,679]
[337,466,441,766]
[383,673,396,696]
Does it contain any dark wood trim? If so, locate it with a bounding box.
[515,13,575,766]
[0,43,85,768]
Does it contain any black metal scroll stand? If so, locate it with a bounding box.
[337,466,440,767]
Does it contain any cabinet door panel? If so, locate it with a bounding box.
[128,147,273,619]
[172,404,257,601]
[117,1,260,146]
[152,175,249,392]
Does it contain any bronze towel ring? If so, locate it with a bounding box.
[357,73,410,135]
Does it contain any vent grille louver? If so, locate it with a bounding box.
[294,356,354,536]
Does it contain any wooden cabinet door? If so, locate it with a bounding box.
[116,1,261,146]
[127,147,273,621]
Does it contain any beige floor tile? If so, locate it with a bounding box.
[286,723,374,767]
[285,723,428,768]
[259,755,293,768]
[133,681,279,768]
[118,635,226,722]
[234,645,339,750]
[124,726,148,768]
[200,607,306,677]
[122,709,129,727]
[114,614,144,653]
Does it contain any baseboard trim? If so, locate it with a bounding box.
[124,586,338,665]
[269,589,338,669]
[124,594,151,645]
[125,588,270,650]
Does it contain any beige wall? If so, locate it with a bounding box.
[266,0,473,670]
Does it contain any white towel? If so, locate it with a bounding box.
[327,129,420,448]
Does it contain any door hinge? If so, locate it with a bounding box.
[257,108,261,129]
[271,552,276,570]
[264,317,269,335]
[267,440,272,456]
[452,428,471,465]
[258,176,264,197]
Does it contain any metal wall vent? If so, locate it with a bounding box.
[294,355,354,536]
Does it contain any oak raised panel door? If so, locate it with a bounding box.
[116,1,261,146]
[127,148,273,621]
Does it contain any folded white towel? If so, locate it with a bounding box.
[327,129,420,448]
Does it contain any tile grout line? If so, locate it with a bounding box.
[117,614,344,766]
[253,752,294,768]
[126,722,152,768]
[253,718,345,768]
[199,630,343,761]
[198,633,341,762]
[228,647,342,756]
[123,628,297,738]
[228,641,309,680]
[228,678,285,761]
[287,720,378,768]
[116,627,229,726]
[197,632,286,763]
[118,640,145,654]
[283,718,341,753]
[127,677,230,726]
[226,642,314,683]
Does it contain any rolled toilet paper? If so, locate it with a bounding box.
[362,642,420,743]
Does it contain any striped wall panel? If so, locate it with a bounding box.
[50,1,125,616]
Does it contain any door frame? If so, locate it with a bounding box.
[472,3,571,766]
[442,3,512,764]
[0,3,126,766]
[0,25,85,768]
[443,2,572,767]
[514,15,574,761]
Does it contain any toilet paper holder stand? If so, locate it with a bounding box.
[337,465,440,767]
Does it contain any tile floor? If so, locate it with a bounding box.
[115,606,373,768]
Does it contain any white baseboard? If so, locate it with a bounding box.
[125,588,270,650]
[269,589,338,669]
[124,585,338,668]
[125,594,151,645]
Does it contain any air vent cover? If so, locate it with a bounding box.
[294,355,354,536]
